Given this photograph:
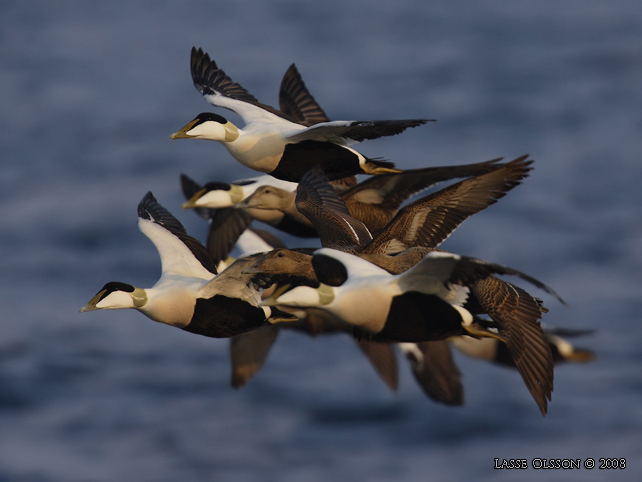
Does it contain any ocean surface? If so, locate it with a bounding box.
[1,1,641,480]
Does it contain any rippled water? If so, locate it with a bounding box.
[1,1,641,480]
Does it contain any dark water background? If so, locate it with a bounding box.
[1,1,641,480]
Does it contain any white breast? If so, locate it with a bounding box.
[227,123,302,172]
[141,277,208,328]
[331,281,399,333]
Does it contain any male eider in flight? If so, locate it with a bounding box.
[80,192,291,338]
[247,244,560,414]
[264,248,557,415]
[170,47,431,182]
[181,174,297,210]
[263,248,511,343]
[180,174,318,249]
[226,237,463,405]
[248,164,561,415]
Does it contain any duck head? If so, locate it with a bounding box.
[171,112,239,142]
[182,181,245,209]
[80,282,148,312]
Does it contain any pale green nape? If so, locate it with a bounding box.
[317,283,335,305]
[224,121,239,142]
[229,184,246,204]
[132,287,148,308]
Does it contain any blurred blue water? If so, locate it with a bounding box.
[1,1,641,480]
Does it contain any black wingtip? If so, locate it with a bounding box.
[137,191,186,231]
[137,192,157,220]
[191,47,218,71]
[141,191,155,203]
[138,189,219,276]
[189,47,260,104]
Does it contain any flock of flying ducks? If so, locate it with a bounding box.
[81,47,594,416]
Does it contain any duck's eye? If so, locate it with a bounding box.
[277,252,284,258]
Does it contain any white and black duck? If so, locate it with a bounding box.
[80,192,292,338]
[171,47,430,181]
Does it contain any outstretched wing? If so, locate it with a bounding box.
[472,277,554,416]
[296,166,373,249]
[343,158,505,235]
[205,208,254,266]
[137,192,218,278]
[286,118,430,144]
[191,47,298,124]
[399,250,563,303]
[399,251,557,415]
[363,156,533,254]
[279,63,330,126]
[355,340,399,391]
[399,341,464,405]
[229,325,280,388]
[343,158,504,212]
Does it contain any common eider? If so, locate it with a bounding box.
[294,159,533,253]
[180,174,318,243]
[265,248,557,415]
[170,47,431,181]
[238,157,517,237]
[80,192,291,338]
[264,249,505,342]
[449,327,595,366]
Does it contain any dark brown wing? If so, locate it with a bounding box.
[279,63,330,127]
[357,247,435,275]
[229,325,279,388]
[343,158,504,217]
[362,156,533,254]
[395,250,564,304]
[296,166,373,250]
[403,341,464,405]
[329,176,358,193]
[472,277,554,416]
[355,340,399,391]
[344,203,394,238]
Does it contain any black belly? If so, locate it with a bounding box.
[184,295,267,338]
[376,291,465,342]
[270,141,362,182]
